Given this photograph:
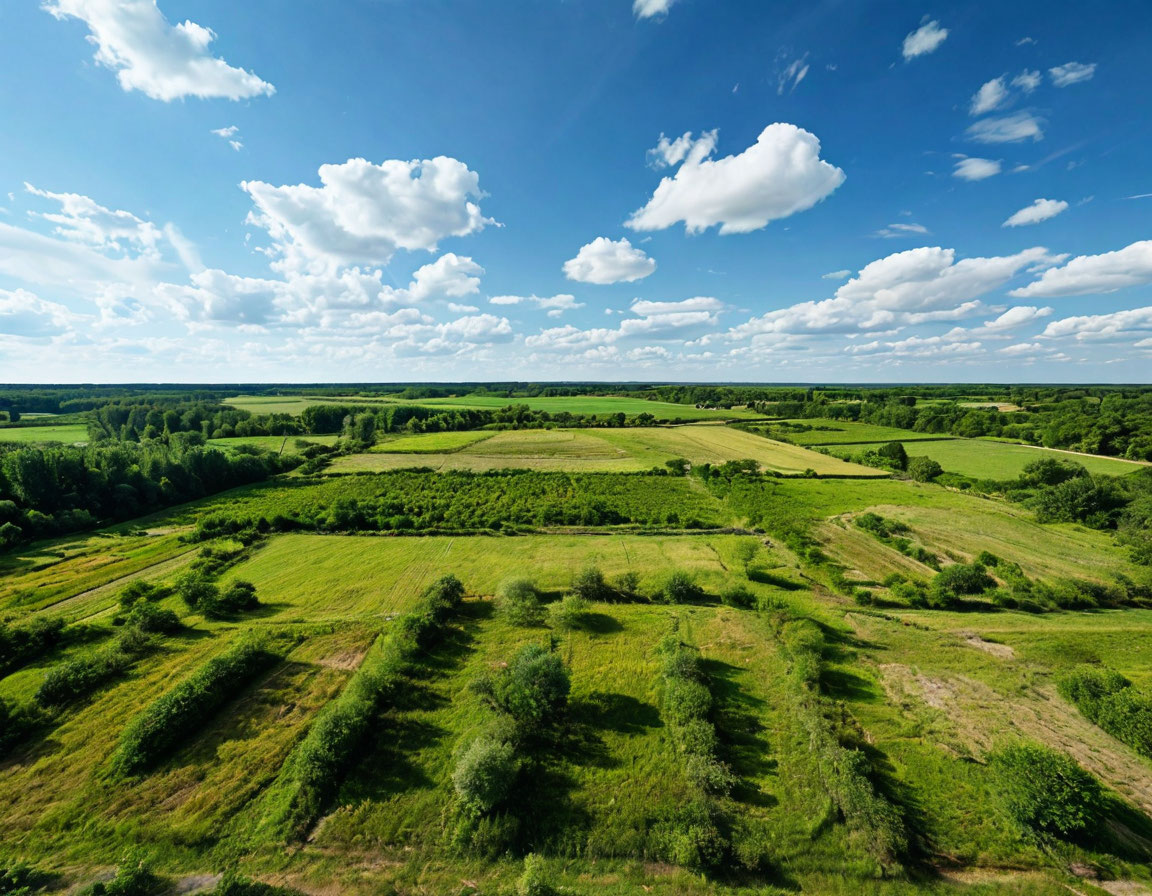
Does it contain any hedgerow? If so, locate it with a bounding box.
[34,626,152,708]
[263,574,465,839]
[0,616,64,677]
[1058,665,1152,758]
[989,743,1103,836]
[111,636,281,776]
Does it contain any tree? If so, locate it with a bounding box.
[877,441,909,470]
[473,644,570,730]
[547,592,587,631]
[907,456,943,482]
[452,737,519,813]
[571,564,610,601]
[495,578,544,626]
[990,743,1103,836]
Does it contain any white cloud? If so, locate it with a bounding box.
[406,253,484,303]
[1002,198,1068,227]
[647,130,717,169]
[211,125,242,151]
[875,222,929,238]
[822,269,851,280]
[526,296,722,352]
[562,237,656,284]
[999,342,1044,355]
[627,123,844,234]
[902,20,949,59]
[980,305,1053,331]
[1012,70,1041,92]
[1012,241,1152,298]
[970,77,1009,115]
[966,111,1044,143]
[489,294,584,318]
[0,288,79,337]
[731,245,1054,337]
[634,0,677,19]
[952,157,1002,181]
[777,55,810,95]
[24,183,162,255]
[1049,62,1096,87]
[241,156,493,274]
[1042,306,1152,341]
[44,0,274,101]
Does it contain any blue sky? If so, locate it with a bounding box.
[0,0,1149,382]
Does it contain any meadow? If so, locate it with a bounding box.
[768,418,950,445]
[338,425,888,476]
[208,434,339,454]
[0,423,89,444]
[831,438,1146,479]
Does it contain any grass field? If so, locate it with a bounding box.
[223,393,759,421]
[769,418,948,445]
[372,430,495,453]
[0,423,89,444]
[831,438,1146,478]
[334,425,890,476]
[208,434,339,454]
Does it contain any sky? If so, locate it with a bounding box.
[0,0,1150,383]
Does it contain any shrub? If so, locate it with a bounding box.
[614,570,641,597]
[733,539,760,572]
[571,564,610,602]
[877,441,909,470]
[657,570,704,604]
[1059,665,1152,758]
[720,584,755,609]
[112,637,279,776]
[123,601,181,634]
[34,627,151,708]
[547,592,588,631]
[473,644,570,732]
[0,616,64,676]
[452,737,520,814]
[117,580,163,611]
[495,578,544,626]
[516,854,556,896]
[78,856,164,896]
[175,572,218,612]
[907,456,944,482]
[931,562,995,605]
[648,800,728,872]
[990,743,1103,836]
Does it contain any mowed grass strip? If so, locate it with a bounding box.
[208,434,339,454]
[372,431,495,453]
[771,419,946,445]
[0,424,89,444]
[836,439,1145,478]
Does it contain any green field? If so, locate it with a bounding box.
[832,438,1146,479]
[223,393,759,420]
[0,423,89,444]
[208,434,339,454]
[372,430,495,453]
[770,418,949,445]
[335,425,889,476]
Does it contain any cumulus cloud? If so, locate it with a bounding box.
[241,156,493,274]
[1049,62,1096,87]
[44,0,274,101]
[526,296,722,352]
[1042,306,1152,341]
[980,305,1053,331]
[634,0,677,19]
[970,77,1009,115]
[24,183,162,255]
[211,125,242,151]
[952,157,1002,181]
[627,123,844,235]
[902,20,949,59]
[966,111,1045,143]
[0,288,79,337]
[1011,241,1152,298]
[731,245,1055,338]
[1002,198,1068,227]
[562,237,655,284]
[406,253,484,303]
[489,293,584,318]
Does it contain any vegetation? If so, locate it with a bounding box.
[1058,666,1152,758]
[990,744,1104,836]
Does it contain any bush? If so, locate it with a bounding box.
[657,570,704,604]
[516,854,556,896]
[931,562,995,605]
[452,737,520,814]
[1059,665,1152,758]
[907,456,944,482]
[990,743,1103,836]
[34,627,151,708]
[112,637,279,776]
[123,601,181,634]
[496,578,544,626]
[571,564,610,602]
[614,570,641,597]
[0,616,64,676]
[877,441,909,470]
[473,644,570,732]
[175,572,218,612]
[547,592,588,631]
[78,857,164,896]
[720,584,755,609]
[648,800,728,872]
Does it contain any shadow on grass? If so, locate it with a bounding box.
[820,666,880,704]
[748,568,806,590]
[701,658,777,808]
[574,611,623,634]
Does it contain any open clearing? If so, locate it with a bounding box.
[832,438,1145,478]
[0,423,89,444]
[208,434,339,454]
[335,425,889,476]
[372,429,495,452]
[771,418,948,444]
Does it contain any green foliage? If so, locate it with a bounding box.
[34,626,152,708]
[496,578,544,626]
[614,569,641,596]
[452,737,520,814]
[732,538,759,572]
[876,441,909,470]
[719,584,755,609]
[0,862,50,895]
[112,637,279,776]
[175,571,218,611]
[571,564,611,601]
[0,616,64,677]
[930,562,995,606]
[472,644,570,733]
[547,592,588,631]
[77,856,165,896]
[656,570,704,604]
[657,639,734,797]
[990,743,1104,836]
[648,799,728,873]
[907,455,943,482]
[1032,475,1125,528]
[1059,665,1152,758]
[212,873,300,895]
[515,854,556,896]
[121,601,181,634]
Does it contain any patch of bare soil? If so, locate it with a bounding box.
[960,632,1015,659]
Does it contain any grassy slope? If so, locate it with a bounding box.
[0,423,89,444]
[834,439,1144,478]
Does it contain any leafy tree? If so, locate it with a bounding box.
[658,570,704,604]
[495,578,544,626]
[877,441,909,470]
[516,854,556,896]
[472,644,570,731]
[452,737,519,814]
[907,456,944,482]
[571,564,610,602]
[733,539,759,574]
[547,592,588,631]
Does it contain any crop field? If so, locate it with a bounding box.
[768,418,948,444]
[0,423,89,444]
[373,430,495,452]
[334,425,889,476]
[831,438,1146,478]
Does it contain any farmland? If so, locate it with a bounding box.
[830,438,1146,479]
[2,383,1152,895]
[338,425,889,476]
[0,423,89,444]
